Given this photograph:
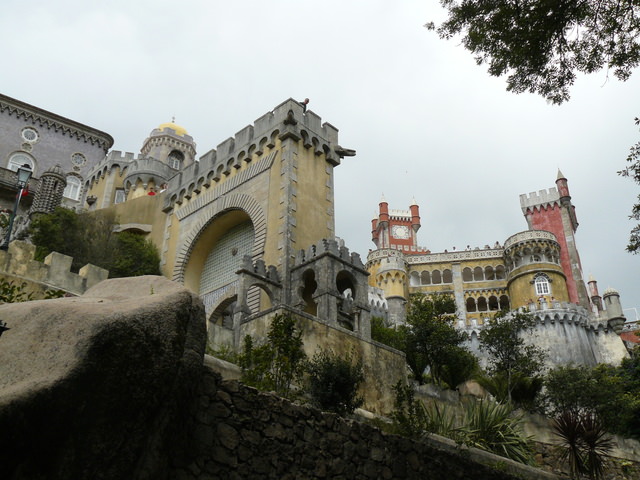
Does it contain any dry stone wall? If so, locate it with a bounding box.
[170,367,560,480]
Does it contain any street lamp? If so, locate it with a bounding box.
[0,164,33,251]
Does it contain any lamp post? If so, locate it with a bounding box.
[0,164,33,251]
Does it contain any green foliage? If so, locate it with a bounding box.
[390,381,430,439]
[206,342,239,364]
[305,349,364,415]
[477,372,543,411]
[553,410,614,479]
[429,1,640,104]
[390,382,534,464]
[239,314,306,399]
[109,232,161,278]
[437,346,479,390]
[404,293,474,385]
[29,208,160,277]
[544,363,640,440]
[43,289,66,299]
[479,310,546,402]
[619,116,640,253]
[458,400,535,466]
[0,279,32,304]
[370,316,407,351]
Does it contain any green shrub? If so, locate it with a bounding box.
[306,349,364,415]
[0,279,32,304]
[239,314,306,399]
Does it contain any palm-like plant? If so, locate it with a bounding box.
[553,410,613,479]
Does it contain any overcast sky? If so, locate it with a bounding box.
[2,1,638,318]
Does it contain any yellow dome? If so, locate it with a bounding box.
[157,121,188,136]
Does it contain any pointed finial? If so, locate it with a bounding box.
[557,168,566,180]
[588,273,595,282]
[171,115,175,123]
[380,193,387,203]
[410,196,418,206]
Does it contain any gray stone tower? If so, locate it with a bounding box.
[29,164,67,217]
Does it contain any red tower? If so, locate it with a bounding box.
[372,195,421,251]
[519,170,590,308]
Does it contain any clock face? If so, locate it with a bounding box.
[392,225,410,239]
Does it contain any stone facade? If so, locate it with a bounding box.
[0,93,113,218]
[368,173,630,368]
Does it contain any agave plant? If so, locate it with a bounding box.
[457,400,535,465]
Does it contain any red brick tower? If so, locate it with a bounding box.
[519,170,590,308]
[372,195,421,251]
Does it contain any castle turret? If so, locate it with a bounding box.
[410,197,421,235]
[29,164,66,217]
[588,274,603,313]
[520,171,590,309]
[603,287,626,333]
[140,120,197,170]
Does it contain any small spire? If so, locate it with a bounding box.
[410,196,418,206]
[557,168,566,180]
[380,193,387,203]
[588,273,595,282]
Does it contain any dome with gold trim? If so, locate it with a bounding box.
[156,119,188,137]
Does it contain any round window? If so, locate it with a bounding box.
[21,128,39,143]
[71,153,86,166]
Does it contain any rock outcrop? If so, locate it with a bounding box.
[0,275,206,480]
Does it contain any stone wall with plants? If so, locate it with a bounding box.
[168,366,559,480]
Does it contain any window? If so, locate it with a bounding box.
[114,189,126,204]
[534,275,551,295]
[21,128,39,143]
[168,150,184,169]
[8,153,35,174]
[63,176,82,200]
[71,153,86,167]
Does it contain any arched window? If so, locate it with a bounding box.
[488,296,499,310]
[473,267,484,281]
[421,271,431,285]
[410,271,420,286]
[8,152,35,174]
[442,269,452,283]
[466,297,477,312]
[495,265,506,280]
[462,267,473,282]
[477,296,488,311]
[499,295,510,310]
[431,270,442,284]
[167,150,184,169]
[534,274,551,295]
[484,266,495,280]
[63,176,82,200]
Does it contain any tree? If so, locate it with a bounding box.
[478,310,546,402]
[239,314,307,399]
[29,208,161,277]
[427,1,640,104]
[305,349,365,415]
[404,293,473,386]
[619,116,640,253]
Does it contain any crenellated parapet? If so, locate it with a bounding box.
[0,240,108,296]
[290,238,370,337]
[85,150,147,188]
[519,187,561,214]
[162,99,348,211]
[122,157,176,193]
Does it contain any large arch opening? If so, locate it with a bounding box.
[183,209,254,300]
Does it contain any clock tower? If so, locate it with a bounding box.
[371,196,421,251]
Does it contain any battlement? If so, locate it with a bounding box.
[0,240,108,296]
[519,187,560,213]
[238,255,280,285]
[389,208,411,219]
[163,99,344,209]
[294,238,365,271]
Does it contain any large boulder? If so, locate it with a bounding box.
[0,275,206,480]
